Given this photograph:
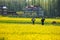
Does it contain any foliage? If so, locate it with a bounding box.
[0,0,60,17]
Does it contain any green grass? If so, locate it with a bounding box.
[0,20,60,26]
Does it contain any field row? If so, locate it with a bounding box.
[0,17,60,24]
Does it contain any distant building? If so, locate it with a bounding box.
[23,5,44,18]
[0,6,2,15]
[0,5,8,15]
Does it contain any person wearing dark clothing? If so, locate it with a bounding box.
[41,18,45,25]
[32,17,35,24]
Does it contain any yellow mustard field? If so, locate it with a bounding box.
[0,16,60,40]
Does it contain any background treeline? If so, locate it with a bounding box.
[0,0,60,17]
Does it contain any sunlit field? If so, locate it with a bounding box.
[0,16,60,40]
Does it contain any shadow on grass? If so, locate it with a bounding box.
[0,37,4,40]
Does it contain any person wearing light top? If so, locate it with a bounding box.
[31,17,35,24]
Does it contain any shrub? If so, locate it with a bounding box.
[52,21,56,24]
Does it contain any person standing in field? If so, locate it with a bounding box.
[41,17,45,25]
[32,17,35,24]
